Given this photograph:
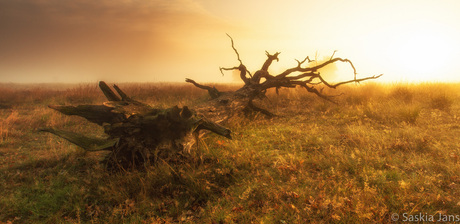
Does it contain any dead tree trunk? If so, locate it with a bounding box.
[186,34,382,117]
[41,81,231,170]
[41,36,381,170]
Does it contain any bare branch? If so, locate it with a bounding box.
[220,64,252,84]
[186,78,221,99]
[187,35,383,114]
[278,57,357,78]
[261,51,280,71]
[196,116,232,139]
[226,33,243,65]
[244,99,275,117]
[294,56,314,68]
[40,128,117,151]
[220,34,254,83]
[48,104,125,125]
[286,72,318,81]
[219,66,238,76]
[318,74,384,89]
[99,81,121,101]
[286,81,337,104]
[329,50,337,61]
[186,78,210,90]
[113,84,131,101]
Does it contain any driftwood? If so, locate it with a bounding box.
[41,81,231,170]
[186,34,382,117]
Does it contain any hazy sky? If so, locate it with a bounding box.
[1,0,460,83]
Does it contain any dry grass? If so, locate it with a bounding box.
[0,82,460,223]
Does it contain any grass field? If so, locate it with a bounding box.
[1,82,459,223]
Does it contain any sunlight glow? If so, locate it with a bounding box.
[391,22,455,81]
[2,0,460,83]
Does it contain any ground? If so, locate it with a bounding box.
[0,82,459,223]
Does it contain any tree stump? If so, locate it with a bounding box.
[41,81,231,170]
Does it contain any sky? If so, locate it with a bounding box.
[1,0,460,83]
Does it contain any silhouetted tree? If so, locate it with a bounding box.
[186,34,382,117]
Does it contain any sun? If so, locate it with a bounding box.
[395,31,452,78]
[389,21,455,81]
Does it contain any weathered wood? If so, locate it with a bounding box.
[99,81,121,101]
[48,105,125,125]
[39,128,118,151]
[186,35,382,117]
[196,117,232,139]
[113,84,130,101]
[185,78,222,99]
[42,82,231,170]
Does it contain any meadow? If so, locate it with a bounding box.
[0,82,459,223]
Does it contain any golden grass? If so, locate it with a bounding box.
[0,81,459,223]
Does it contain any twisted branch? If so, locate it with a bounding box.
[226,33,243,65]
[188,35,382,108]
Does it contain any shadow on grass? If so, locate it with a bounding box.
[0,152,238,223]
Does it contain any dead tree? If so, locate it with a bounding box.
[41,81,231,170]
[41,37,381,170]
[187,34,382,116]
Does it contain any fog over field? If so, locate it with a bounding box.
[1,0,460,83]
